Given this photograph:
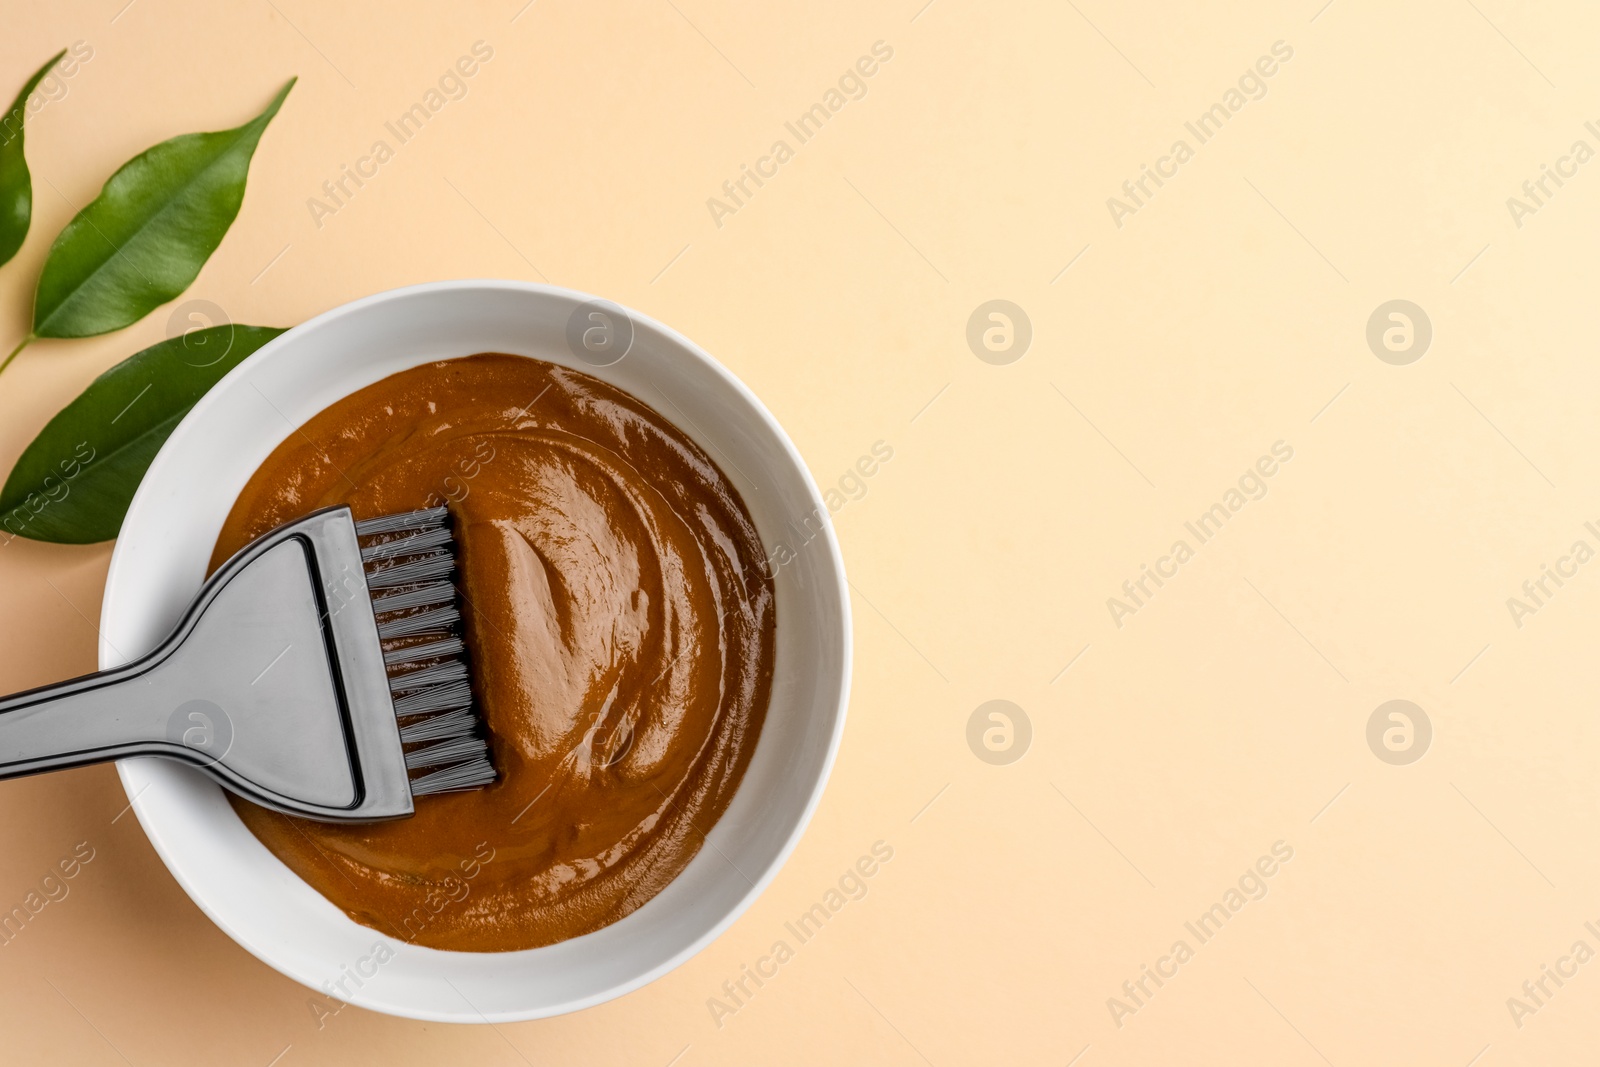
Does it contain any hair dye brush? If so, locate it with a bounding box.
[0,506,495,821]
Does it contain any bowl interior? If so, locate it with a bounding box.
[102,281,850,1022]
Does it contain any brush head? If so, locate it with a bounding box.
[356,507,497,798]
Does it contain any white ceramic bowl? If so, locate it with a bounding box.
[101,280,850,1022]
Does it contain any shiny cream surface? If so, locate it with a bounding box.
[211,354,775,951]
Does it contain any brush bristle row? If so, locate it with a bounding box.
[358,507,496,797]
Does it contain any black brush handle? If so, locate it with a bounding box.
[0,650,194,773]
[0,509,406,821]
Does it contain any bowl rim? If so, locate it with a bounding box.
[104,279,852,1022]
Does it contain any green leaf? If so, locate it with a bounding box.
[31,78,295,339]
[0,49,66,268]
[0,324,287,543]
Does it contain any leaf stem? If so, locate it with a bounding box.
[0,334,34,378]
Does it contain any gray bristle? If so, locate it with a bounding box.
[361,525,453,563]
[404,736,489,770]
[354,506,448,536]
[377,605,461,639]
[364,551,455,589]
[383,636,465,666]
[371,582,455,613]
[408,758,498,796]
[388,659,469,693]
[354,506,498,799]
[399,708,476,744]
[392,681,474,717]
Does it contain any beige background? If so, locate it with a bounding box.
[1,0,1597,1062]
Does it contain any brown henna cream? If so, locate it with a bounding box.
[210,354,775,951]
